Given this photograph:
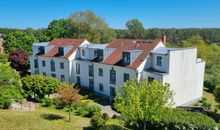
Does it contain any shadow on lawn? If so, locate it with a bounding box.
[40,114,64,121]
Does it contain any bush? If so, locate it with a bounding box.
[73,103,101,117]
[41,98,54,107]
[146,108,217,130]
[112,114,120,119]
[102,113,110,121]
[200,97,212,109]
[90,112,106,129]
[0,86,22,109]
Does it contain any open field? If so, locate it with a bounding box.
[0,107,122,130]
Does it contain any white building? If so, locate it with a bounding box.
[30,37,205,106]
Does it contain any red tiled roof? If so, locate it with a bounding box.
[101,39,161,69]
[44,38,86,58]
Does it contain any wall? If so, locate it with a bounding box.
[30,56,71,83]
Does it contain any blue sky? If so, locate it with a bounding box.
[0,0,219,29]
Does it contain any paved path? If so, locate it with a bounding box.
[92,102,120,117]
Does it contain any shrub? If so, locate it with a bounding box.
[102,113,110,121]
[41,98,54,107]
[73,103,101,117]
[146,108,217,130]
[90,112,106,129]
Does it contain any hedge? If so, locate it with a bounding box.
[147,108,217,130]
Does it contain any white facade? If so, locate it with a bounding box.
[30,39,205,107]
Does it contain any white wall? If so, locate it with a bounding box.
[93,63,137,96]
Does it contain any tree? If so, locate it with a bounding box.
[8,50,29,76]
[70,10,116,43]
[114,79,174,130]
[21,75,60,99]
[46,19,73,40]
[0,62,22,109]
[3,31,36,52]
[56,84,80,122]
[90,112,106,129]
[126,19,145,39]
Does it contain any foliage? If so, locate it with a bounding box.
[73,102,101,117]
[214,85,220,102]
[0,86,22,109]
[56,84,80,121]
[8,50,29,76]
[146,108,217,130]
[0,53,8,59]
[69,10,116,43]
[114,79,174,129]
[3,31,36,52]
[0,62,21,87]
[41,98,54,107]
[199,97,212,109]
[126,19,145,39]
[21,74,60,99]
[90,112,106,129]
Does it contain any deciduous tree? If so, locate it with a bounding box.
[114,79,174,130]
[126,19,145,39]
[56,84,80,122]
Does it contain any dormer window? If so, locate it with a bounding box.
[122,52,130,65]
[82,49,85,56]
[97,50,103,61]
[38,46,45,55]
[157,56,162,66]
[58,47,64,56]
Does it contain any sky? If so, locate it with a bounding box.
[0,0,220,29]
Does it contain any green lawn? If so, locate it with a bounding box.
[203,89,219,111]
[0,107,122,130]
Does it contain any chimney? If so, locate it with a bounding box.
[161,34,166,44]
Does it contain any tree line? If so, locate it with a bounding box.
[1,11,220,53]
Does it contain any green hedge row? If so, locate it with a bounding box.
[148,108,217,130]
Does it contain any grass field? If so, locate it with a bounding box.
[0,107,122,130]
[203,89,219,111]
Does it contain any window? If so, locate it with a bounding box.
[38,46,45,54]
[43,72,46,76]
[123,73,130,82]
[148,77,154,83]
[99,68,103,76]
[34,70,39,74]
[82,49,85,56]
[42,60,46,67]
[34,59,38,68]
[77,76,81,85]
[110,69,116,85]
[99,83,103,92]
[110,87,116,97]
[156,56,162,66]
[97,50,103,61]
[58,47,64,56]
[50,60,55,72]
[89,79,94,90]
[89,65,94,77]
[94,50,97,57]
[51,73,56,78]
[60,62,64,69]
[61,75,65,81]
[76,63,80,74]
[122,52,130,65]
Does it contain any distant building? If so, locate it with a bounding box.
[0,33,4,54]
[30,37,205,107]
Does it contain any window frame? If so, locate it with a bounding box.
[99,83,104,92]
[76,63,80,74]
[156,56,162,67]
[110,69,116,85]
[99,68,103,77]
[60,62,64,69]
[42,60,46,67]
[123,73,130,82]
